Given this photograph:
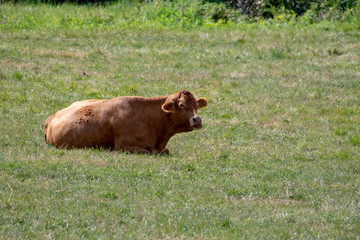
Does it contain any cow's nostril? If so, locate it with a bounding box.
[192,117,202,124]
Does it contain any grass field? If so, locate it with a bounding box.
[1,3,360,239]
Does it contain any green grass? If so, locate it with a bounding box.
[1,3,360,239]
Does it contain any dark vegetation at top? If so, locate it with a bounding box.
[224,0,358,17]
[3,0,359,21]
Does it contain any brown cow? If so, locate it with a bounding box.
[45,89,208,154]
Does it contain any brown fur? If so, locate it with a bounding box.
[45,90,208,154]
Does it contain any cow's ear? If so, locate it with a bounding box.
[197,98,208,109]
[162,100,175,113]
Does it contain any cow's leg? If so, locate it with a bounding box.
[128,146,151,154]
[115,144,151,154]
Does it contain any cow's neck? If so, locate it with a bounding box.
[153,96,177,135]
[145,96,177,150]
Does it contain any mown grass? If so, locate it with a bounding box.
[1,3,360,239]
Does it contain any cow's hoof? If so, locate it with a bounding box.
[160,148,170,155]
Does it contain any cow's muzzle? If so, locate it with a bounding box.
[190,116,202,129]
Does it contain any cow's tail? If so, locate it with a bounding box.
[44,115,53,144]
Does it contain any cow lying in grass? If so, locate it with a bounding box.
[45,89,208,154]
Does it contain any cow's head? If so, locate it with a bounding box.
[162,90,208,132]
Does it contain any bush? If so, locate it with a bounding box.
[205,0,359,18]
[197,2,236,22]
